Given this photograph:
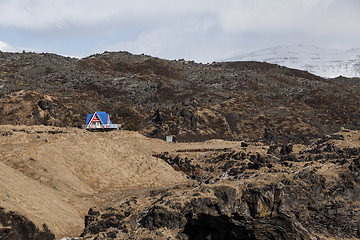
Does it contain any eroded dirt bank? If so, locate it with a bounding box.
[0,125,190,238]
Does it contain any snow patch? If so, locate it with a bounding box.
[0,41,25,52]
[226,45,360,78]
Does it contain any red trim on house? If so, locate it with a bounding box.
[87,113,104,128]
[107,115,110,127]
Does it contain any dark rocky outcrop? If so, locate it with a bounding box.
[80,174,359,239]
[0,207,55,240]
[80,136,360,239]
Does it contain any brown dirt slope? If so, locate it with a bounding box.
[0,125,189,238]
[0,125,246,238]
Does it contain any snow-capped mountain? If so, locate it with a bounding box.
[226,45,360,78]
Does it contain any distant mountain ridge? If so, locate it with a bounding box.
[226,45,360,78]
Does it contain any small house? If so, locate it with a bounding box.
[83,112,121,130]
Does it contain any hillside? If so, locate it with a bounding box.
[0,125,189,238]
[1,125,360,239]
[0,51,359,144]
[1,51,360,239]
[226,45,360,78]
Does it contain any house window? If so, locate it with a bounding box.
[91,122,101,128]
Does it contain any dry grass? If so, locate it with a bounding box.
[0,125,245,238]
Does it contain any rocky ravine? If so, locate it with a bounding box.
[79,129,360,240]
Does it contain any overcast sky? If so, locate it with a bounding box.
[0,0,359,62]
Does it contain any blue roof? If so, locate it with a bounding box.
[86,114,93,125]
[86,112,113,125]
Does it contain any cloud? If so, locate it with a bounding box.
[218,0,360,35]
[2,0,357,34]
[0,0,359,61]
[101,17,225,62]
[0,0,120,31]
[0,0,217,31]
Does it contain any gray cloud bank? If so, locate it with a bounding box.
[0,0,359,62]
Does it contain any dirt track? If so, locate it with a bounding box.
[0,125,244,238]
